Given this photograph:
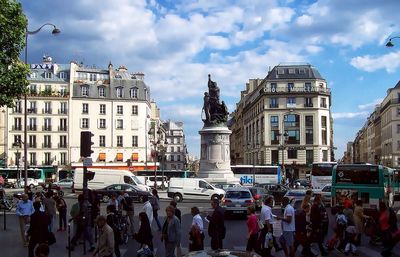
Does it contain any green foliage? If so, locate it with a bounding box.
[0,0,30,107]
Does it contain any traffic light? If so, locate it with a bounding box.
[80,131,94,157]
[85,170,95,181]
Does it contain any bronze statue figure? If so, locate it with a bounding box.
[202,74,229,126]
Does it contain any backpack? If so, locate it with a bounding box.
[336,214,347,227]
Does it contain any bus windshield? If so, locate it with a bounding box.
[312,163,335,176]
[335,165,379,184]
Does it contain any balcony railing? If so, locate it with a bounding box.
[42,108,52,114]
[29,143,37,148]
[58,143,67,148]
[58,109,68,114]
[28,108,37,114]
[42,125,52,131]
[304,103,314,107]
[58,126,68,131]
[12,125,22,131]
[269,104,279,108]
[42,143,52,148]
[28,125,37,131]
[13,108,22,114]
[29,160,37,166]
[287,103,296,108]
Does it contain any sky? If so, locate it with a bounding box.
[20,0,400,159]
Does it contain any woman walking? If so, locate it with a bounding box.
[134,212,154,251]
[246,205,259,255]
[55,194,67,231]
[162,205,181,257]
[151,189,162,231]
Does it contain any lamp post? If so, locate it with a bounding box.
[386,36,400,47]
[23,23,60,187]
[12,141,22,187]
[159,144,167,190]
[148,126,166,189]
[278,131,288,185]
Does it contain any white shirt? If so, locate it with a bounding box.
[260,204,272,224]
[282,204,295,232]
[192,214,204,233]
[108,199,119,210]
[142,201,153,225]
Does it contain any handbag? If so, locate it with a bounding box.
[257,219,265,230]
[47,231,56,245]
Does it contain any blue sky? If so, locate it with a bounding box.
[20,0,400,158]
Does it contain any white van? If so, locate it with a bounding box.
[167,178,225,202]
[137,175,168,189]
[73,169,150,192]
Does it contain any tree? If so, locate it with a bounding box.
[0,0,30,107]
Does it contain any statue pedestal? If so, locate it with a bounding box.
[198,125,238,183]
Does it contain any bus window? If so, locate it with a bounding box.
[335,166,379,184]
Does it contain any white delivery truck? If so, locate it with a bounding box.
[167,178,225,202]
[73,168,150,192]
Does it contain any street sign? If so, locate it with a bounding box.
[83,157,93,167]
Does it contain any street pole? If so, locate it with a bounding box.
[252,163,255,186]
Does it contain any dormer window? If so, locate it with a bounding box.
[59,72,67,79]
[116,87,123,98]
[130,87,138,99]
[277,68,284,75]
[44,72,52,79]
[89,73,97,81]
[288,68,295,74]
[81,85,89,97]
[98,86,105,97]
[31,72,37,78]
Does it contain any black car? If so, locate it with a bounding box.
[94,184,152,203]
[254,183,289,204]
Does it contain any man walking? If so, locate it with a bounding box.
[28,201,51,257]
[16,193,34,246]
[260,196,274,256]
[207,198,225,250]
[310,194,328,256]
[42,190,56,232]
[142,195,153,226]
[277,197,295,257]
[93,215,115,257]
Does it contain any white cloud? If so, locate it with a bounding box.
[358,98,383,110]
[296,15,313,26]
[350,51,400,73]
[332,111,369,119]
[206,35,230,50]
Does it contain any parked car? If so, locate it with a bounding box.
[167,178,225,202]
[284,189,308,203]
[94,183,152,203]
[255,183,289,204]
[222,187,254,217]
[212,182,242,190]
[248,187,269,210]
[53,178,74,189]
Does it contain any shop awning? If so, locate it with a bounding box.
[117,153,123,161]
[99,153,106,161]
[131,153,139,161]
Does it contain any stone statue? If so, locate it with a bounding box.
[202,74,229,126]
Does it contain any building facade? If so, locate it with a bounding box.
[230,64,334,180]
[349,81,400,168]
[162,120,187,170]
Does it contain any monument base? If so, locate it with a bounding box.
[198,125,239,184]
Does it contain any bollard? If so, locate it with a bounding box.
[67,221,71,257]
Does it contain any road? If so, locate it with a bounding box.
[0,189,399,257]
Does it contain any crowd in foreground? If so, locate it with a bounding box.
[8,185,400,257]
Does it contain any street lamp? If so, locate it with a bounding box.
[23,23,60,187]
[278,131,288,185]
[148,126,167,189]
[386,36,400,47]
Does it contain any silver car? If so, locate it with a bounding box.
[222,187,254,216]
[53,178,74,189]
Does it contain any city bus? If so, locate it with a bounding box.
[0,167,46,188]
[331,164,394,208]
[311,162,337,189]
[231,165,281,186]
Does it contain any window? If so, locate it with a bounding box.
[14,101,22,113]
[305,97,313,107]
[306,150,314,164]
[99,119,106,129]
[89,73,97,81]
[132,105,138,115]
[322,130,327,145]
[13,117,22,130]
[116,87,123,98]
[82,103,89,114]
[286,130,300,144]
[30,84,37,94]
[59,72,67,79]
[117,105,123,114]
[277,68,284,74]
[177,155,181,161]
[59,135,67,148]
[271,130,280,144]
[306,129,314,144]
[322,150,328,162]
[284,114,300,127]
[398,108,400,116]
[171,146,175,152]
[29,101,37,113]
[116,119,123,129]
[31,72,37,78]
[305,116,313,127]
[288,68,295,74]
[117,136,123,147]
[177,146,181,152]
[305,82,311,92]
[287,83,294,92]
[81,86,89,96]
[44,118,51,131]
[321,97,327,108]
[98,87,105,97]
[288,149,297,159]
[81,118,89,129]
[29,118,37,131]
[44,84,52,92]
[29,152,37,166]
[44,135,51,148]
[99,104,106,114]
[271,150,279,165]
[130,87,138,98]
[170,155,175,161]
[287,97,296,105]
[335,166,379,184]
[59,118,67,131]
[13,135,21,146]
[299,69,305,74]
[271,83,277,92]
[397,124,400,134]
[60,102,68,114]
[60,153,67,165]
[29,135,36,148]
[132,136,138,147]
[99,135,106,147]
[321,116,327,128]
[44,102,52,114]
[44,153,51,165]
[270,98,278,108]
[44,72,52,79]
[271,116,279,127]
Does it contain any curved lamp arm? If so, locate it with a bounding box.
[27,23,60,35]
